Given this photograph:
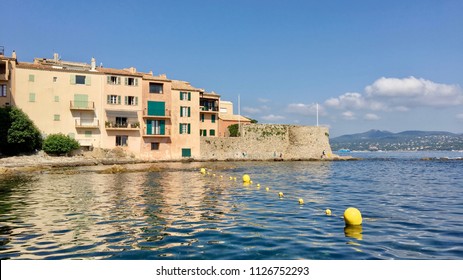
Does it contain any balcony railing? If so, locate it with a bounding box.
[75,119,99,128]
[200,106,219,112]
[143,128,171,137]
[105,121,140,129]
[143,108,171,118]
[70,101,95,110]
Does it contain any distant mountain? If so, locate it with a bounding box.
[331,129,463,151]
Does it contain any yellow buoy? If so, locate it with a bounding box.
[242,174,251,183]
[229,176,233,180]
[265,187,270,191]
[325,209,332,216]
[344,207,362,225]
[200,168,206,174]
[298,198,304,204]
[233,177,237,181]
[278,192,284,198]
[257,183,261,187]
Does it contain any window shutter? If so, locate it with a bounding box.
[188,92,191,101]
[124,96,128,105]
[107,76,111,84]
[134,78,138,86]
[187,123,191,134]
[188,107,191,117]
[212,114,216,123]
[180,92,183,100]
[124,77,128,85]
[107,95,111,104]
[180,107,184,117]
[117,77,121,85]
[147,120,152,135]
[135,97,138,106]
[85,76,91,86]
[160,120,165,135]
[117,96,121,104]
[70,75,76,85]
[179,124,182,134]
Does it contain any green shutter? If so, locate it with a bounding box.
[179,124,182,134]
[29,92,36,102]
[29,74,35,82]
[188,92,191,101]
[180,107,184,117]
[211,114,216,123]
[124,77,128,85]
[160,120,165,135]
[107,76,111,84]
[117,77,121,85]
[74,94,88,108]
[147,120,152,135]
[117,96,121,104]
[187,123,191,134]
[107,95,111,104]
[188,107,191,117]
[182,148,191,157]
[134,78,138,86]
[147,101,165,116]
[70,75,76,85]
[201,114,204,122]
[124,96,128,105]
[135,97,138,105]
[85,76,91,86]
[180,92,183,100]
[210,129,215,136]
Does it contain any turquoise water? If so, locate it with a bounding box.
[1,151,462,259]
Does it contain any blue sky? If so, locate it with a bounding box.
[2,0,462,136]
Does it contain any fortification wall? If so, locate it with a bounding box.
[200,124,332,160]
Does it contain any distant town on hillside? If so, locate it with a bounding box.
[330,130,463,151]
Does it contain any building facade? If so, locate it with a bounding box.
[0,50,247,159]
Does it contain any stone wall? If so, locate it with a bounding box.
[200,124,332,160]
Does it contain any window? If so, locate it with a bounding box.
[85,131,92,138]
[125,96,138,106]
[0,85,6,97]
[76,75,86,85]
[180,106,190,117]
[180,91,191,101]
[115,117,127,127]
[200,114,204,122]
[107,76,120,85]
[209,129,216,136]
[147,120,165,135]
[151,142,160,150]
[211,114,216,123]
[54,114,60,121]
[29,92,36,102]
[107,95,121,104]
[116,135,128,146]
[179,123,191,134]
[53,77,57,83]
[29,74,35,82]
[200,129,207,136]
[182,148,191,157]
[54,96,59,102]
[149,82,163,94]
[125,77,138,86]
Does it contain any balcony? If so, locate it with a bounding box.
[70,101,95,111]
[105,121,140,131]
[143,108,171,119]
[200,106,219,113]
[143,128,171,138]
[75,119,99,129]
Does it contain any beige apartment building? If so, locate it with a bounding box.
[1,49,244,159]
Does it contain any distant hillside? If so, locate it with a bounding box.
[331,129,463,151]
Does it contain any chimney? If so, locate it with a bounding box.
[129,67,136,74]
[91,57,96,71]
[12,50,17,59]
[53,53,59,62]
[148,70,153,76]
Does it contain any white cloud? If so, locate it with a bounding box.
[261,114,286,121]
[364,113,380,121]
[257,98,270,103]
[286,103,325,116]
[365,76,463,107]
[242,107,262,114]
[456,113,463,120]
[325,92,366,110]
[342,111,356,120]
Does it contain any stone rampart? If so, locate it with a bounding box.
[200,124,332,160]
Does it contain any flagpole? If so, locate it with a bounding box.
[316,103,319,127]
[238,95,241,136]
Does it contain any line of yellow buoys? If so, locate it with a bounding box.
[200,168,363,228]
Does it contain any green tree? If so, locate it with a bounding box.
[228,124,240,137]
[42,133,80,156]
[0,107,42,155]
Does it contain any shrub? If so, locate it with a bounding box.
[0,107,42,155]
[42,133,80,155]
[228,124,240,137]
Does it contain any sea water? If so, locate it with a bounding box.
[1,151,462,259]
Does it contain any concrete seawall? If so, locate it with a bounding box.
[200,124,332,160]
